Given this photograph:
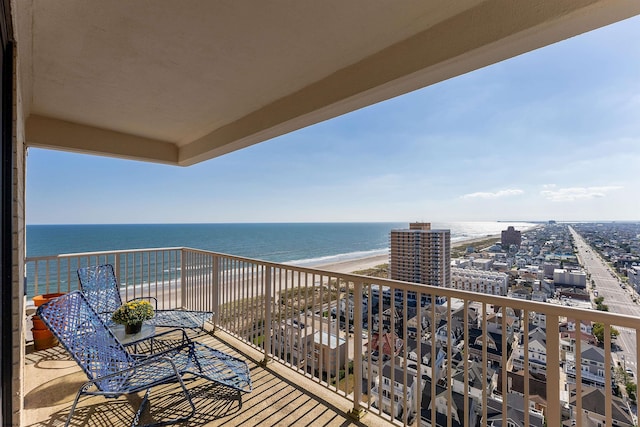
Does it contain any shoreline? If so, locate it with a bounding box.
[312,234,501,275]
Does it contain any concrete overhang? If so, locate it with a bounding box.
[14,0,640,166]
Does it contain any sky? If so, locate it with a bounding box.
[27,16,640,225]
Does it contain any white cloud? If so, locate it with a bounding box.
[540,185,623,202]
[461,189,524,199]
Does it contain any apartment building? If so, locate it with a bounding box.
[390,223,451,287]
[273,317,346,376]
[553,269,587,288]
[310,331,346,376]
[449,267,508,296]
[501,226,522,247]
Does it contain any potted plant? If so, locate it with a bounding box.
[111,300,155,334]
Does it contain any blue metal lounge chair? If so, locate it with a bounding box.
[77,264,213,330]
[37,291,251,427]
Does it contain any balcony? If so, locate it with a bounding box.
[24,247,640,426]
[24,328,392,427]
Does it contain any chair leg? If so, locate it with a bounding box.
[132,388,151,427]
[134,368,196,427]
[68,375,195,427]
[64,387,85,427]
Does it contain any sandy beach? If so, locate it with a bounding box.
[313,234,501,274]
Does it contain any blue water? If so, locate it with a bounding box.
[26,221,535,265]
[25,221,535,297]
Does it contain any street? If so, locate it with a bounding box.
[570,226,638,376]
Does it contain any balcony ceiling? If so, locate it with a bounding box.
[16,0,640,166]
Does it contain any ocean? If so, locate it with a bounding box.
[26,221,535,266]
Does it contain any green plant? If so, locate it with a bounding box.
[594,296,608,311]
[111,300,154,325]
[592,322,619,344]
[626,382,637,401]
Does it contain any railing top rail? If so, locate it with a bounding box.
[26,247,184,263]
[182,248,640,330]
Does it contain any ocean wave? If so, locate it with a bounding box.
[283,248,389,267]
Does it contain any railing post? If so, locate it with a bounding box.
[349,280,365,420]
[546,314,560,426]
[113,254,120,286]
[180,248,187,309]
[212,255,219,332]
[261,265,272,367]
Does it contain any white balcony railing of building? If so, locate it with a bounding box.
[26,247,640,427]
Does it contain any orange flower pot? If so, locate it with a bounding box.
[32,293,66,307]
[31,315,46,331]
[31,293,65,350]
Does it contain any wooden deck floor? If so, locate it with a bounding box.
[23,330,391,427]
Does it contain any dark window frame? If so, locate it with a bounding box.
[0,0,13,424]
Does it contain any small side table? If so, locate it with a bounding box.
[111,323,156,345]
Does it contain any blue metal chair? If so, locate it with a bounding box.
[37,291,252,427]
[78,264,213,330]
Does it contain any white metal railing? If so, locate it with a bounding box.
[26,248,184,310]
[25,247,640,427]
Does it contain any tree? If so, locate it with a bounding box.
[626,382,637,403]
[594,296,608,311]
[592,322,619,344]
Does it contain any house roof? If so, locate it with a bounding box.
[581,344,605,363]
[452,360,487,389]
[486,393,544,427]
[405,338,437,361]
[569,387,633,425]
[560,330,597,344]
[451,306,478,325]
[528,329,547,346]
[498,370,547,400]
[15,2,640,166]
[368,332,403,357]
[436,318,464,335]
[381,365,415,387]
[468,328,504,357]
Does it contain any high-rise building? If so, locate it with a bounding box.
[389,222,451,287]
[501,226,522,247]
